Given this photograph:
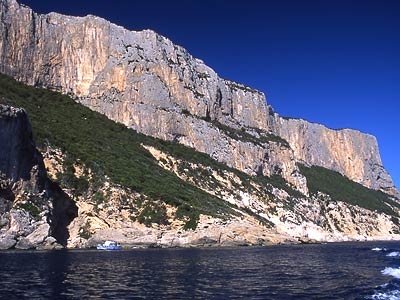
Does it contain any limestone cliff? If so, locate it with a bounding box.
[0,0,397,197]
[1,75,400,247]
[271,115,398,196]
[0,104,77,249]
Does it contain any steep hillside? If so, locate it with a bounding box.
[1,74,400,248]
[0,0,397,197]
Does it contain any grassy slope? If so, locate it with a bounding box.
[299,164,400,217]
[0,74,237,226]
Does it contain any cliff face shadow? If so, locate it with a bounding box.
[48,180,78,247]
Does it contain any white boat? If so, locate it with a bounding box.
[96,240,122,250]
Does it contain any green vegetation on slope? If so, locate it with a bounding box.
[147,134,302,199]
[3,73,394,230]
[0,74,237,227]
[299,164,400,217]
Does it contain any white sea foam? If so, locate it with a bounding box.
[382,267,400,279]
[387,252,400,257]
[370,290,400,300]
[372,248,388,252]
[371,292,400,299]
[368,282,400,300]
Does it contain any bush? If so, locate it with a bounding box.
[137,202,169,226]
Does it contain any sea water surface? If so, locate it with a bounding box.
[1,241,400,299]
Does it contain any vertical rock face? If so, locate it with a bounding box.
[0,105,45,191]
[0,104,77,249]
[0,0,270,129]
[271,115,398,196]
[0,0,397,196]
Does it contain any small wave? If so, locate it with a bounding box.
[387,252,400,257]
[382,267,400,279]
[369,289,400,300]
[372,248,388,252]
[367,282,400,300]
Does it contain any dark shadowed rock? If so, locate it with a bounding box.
[0,105,46,189]
[0,104,77,249]
[15,238,34,250]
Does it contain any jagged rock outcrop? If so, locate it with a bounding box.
[0,104,77,249]
[0,105,45,189]
[0,0,397,195]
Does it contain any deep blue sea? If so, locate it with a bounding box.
[1,241,400,299]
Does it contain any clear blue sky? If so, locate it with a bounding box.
[20,0,399,190]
